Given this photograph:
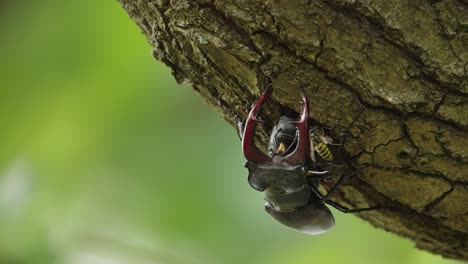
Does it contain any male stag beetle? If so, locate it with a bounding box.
[239,84,378,234]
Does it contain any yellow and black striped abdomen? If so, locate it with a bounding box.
[314,142,333,161]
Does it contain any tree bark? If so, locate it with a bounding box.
[119,0,467,260]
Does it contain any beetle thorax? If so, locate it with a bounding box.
[245,156,308,194]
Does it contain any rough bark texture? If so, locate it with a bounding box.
[119,0,467,260]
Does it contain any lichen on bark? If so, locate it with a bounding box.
[119,0,467,260]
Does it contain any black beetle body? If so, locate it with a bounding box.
[241,86,334,234]
[240,85,378,234]
[245,156,335,234]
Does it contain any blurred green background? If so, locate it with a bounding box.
[0,1,461,264]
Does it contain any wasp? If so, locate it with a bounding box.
[309,128,336,162]
[238,85,378,235]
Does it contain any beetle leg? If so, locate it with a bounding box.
[315,169,380,212]
[306,170,330,176]
[236,119,245,141]
[312,162,342,167]
[320,170,358,201]
[308,182,380,213]
[306,170,332,179]
[284,89,310,165]
[242,86,272,164]
[335,107,365,160]
[323,200,380,213]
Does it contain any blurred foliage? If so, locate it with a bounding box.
[0,1,461,264]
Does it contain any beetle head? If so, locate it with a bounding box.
[269,116,298,155]
[242,86,310,167]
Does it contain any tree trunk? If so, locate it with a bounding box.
[119,0,467,260]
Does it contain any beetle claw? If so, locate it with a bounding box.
[242,86,272,164]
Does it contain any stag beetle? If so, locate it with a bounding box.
[239,85,378,235]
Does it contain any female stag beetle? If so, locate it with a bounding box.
[239,84,378,235]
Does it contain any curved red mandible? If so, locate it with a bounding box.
[242,86,272,164]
